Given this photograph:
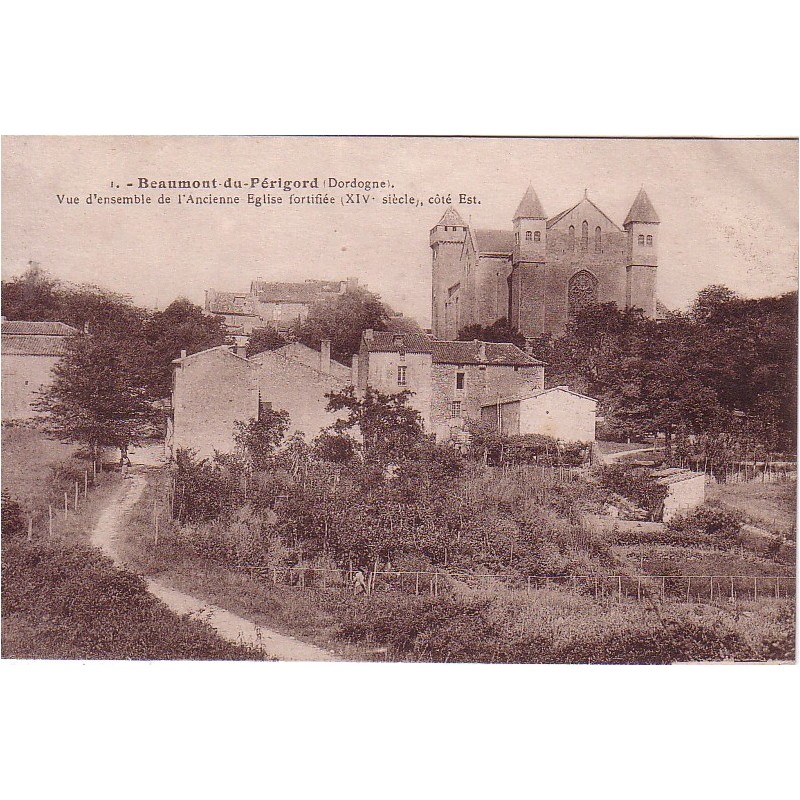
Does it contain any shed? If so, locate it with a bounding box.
[653,468,706,522]
[480,386,597,443]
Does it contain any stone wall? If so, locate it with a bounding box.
[1,354,60,419]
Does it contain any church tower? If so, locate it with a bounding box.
[623,188,659,317]
[430,206,467,338]
[510,184,547,335]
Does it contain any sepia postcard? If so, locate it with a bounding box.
[1,136,797,664]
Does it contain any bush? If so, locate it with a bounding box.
[668,505,744,543]
[1,491,26,537]
[598,465,668,519]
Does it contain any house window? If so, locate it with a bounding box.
[638,234,645,245]
[525,231,532,241]
[646,235,653,246]
[449,401,462,419]
[595,226,602,253]
[397,365,407,386]
[533,231,541,242]
[456,371,465,390]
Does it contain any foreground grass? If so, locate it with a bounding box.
[119,469,795,664]
[1,425,263,660]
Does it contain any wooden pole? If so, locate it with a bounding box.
[661,576,666,602]
[48,504,53,537]
[64,492,68,519]
[709,576,713,603]
[154,513,159,546]
[27,516,33,542]
[415,571,420,596]
[74,481,79,511]
[527,576,531,594]
[618,576,622,604]
[637,577,641,602]
[686,577,691,602]
[754,576,757,601]
[84,470,88,498]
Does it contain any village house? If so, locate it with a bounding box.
[1,319,78,420]
[166,339,348,460]
[480,387,598,443]
[355,330,546,441]
[205,277,360,340]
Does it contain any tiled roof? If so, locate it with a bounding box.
[251,280,344,304]
[432,340,544,366]
[171,345,249,365]
[2,334,72,356]
[363,332,543,366]
[474,228,514,255]
[207,292,257,315]
[623,188,660,226]
[513,185,547,220]
[435,207,466,227]
[1,320,78,336]
[362,331,435,354]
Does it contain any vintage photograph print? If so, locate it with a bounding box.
[1,136,796,663]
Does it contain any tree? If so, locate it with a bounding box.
[35,330,156,460]
[458,316,526,349]
[234,409,291,470]
[324,386,426,462]
[247,326,287,357]
[144,299,229,398]
[293,286,389,364]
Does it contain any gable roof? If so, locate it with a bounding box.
[479,386,597,407]
[547,197,622,232]
[362,331,435,354]
[435,207,467,227]
[252,280,345,304]
[362,331,543,367]
[432,340,544,366]
[268,342,352,380]
[2,334,73,356]
[171,345,250,366]
[474,228,514,255]
[1,320,78,336]
[623,188,660,226]
[513,185,547,220]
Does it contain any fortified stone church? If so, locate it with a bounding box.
[430,186,661,339]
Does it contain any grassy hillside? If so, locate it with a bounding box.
[1,424,263,660]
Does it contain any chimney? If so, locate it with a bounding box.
[524,338,536,354]
[235,344,247,357]
[320,339,331,373]
[393,334,405,348]
[180,349,187,360]
[364,328,374,342]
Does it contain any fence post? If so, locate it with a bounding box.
[754,576,757,601]
[661,576,665,602]
[64,492,68,520]
[730,576,735,602]
[415,572,420,596]
[48,504,53,537]
[594,576,598,601]
[637,577,641,602]
[154,513,159,546]
[709,576,713,603]
[74,481,79,511]
[617,576,622,604]
[527,577,531,594]
[27,515,33,542]
[775,577,779,599]
[687,577,691,603]
[84,470,88,498]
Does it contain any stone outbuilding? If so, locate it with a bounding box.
[652,468,706,522]
[479,386,598,443]
[1,319,78,420]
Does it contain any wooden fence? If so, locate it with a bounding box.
[237,564,795,605]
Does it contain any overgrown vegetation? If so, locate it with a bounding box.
[1,426,262,660]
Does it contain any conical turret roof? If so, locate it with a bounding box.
[513,184,547,220]
[437,206,466,226]
[624,188,660,226]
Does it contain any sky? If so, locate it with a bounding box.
[2,136,797,327]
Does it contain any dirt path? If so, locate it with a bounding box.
[90,473,334,661]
